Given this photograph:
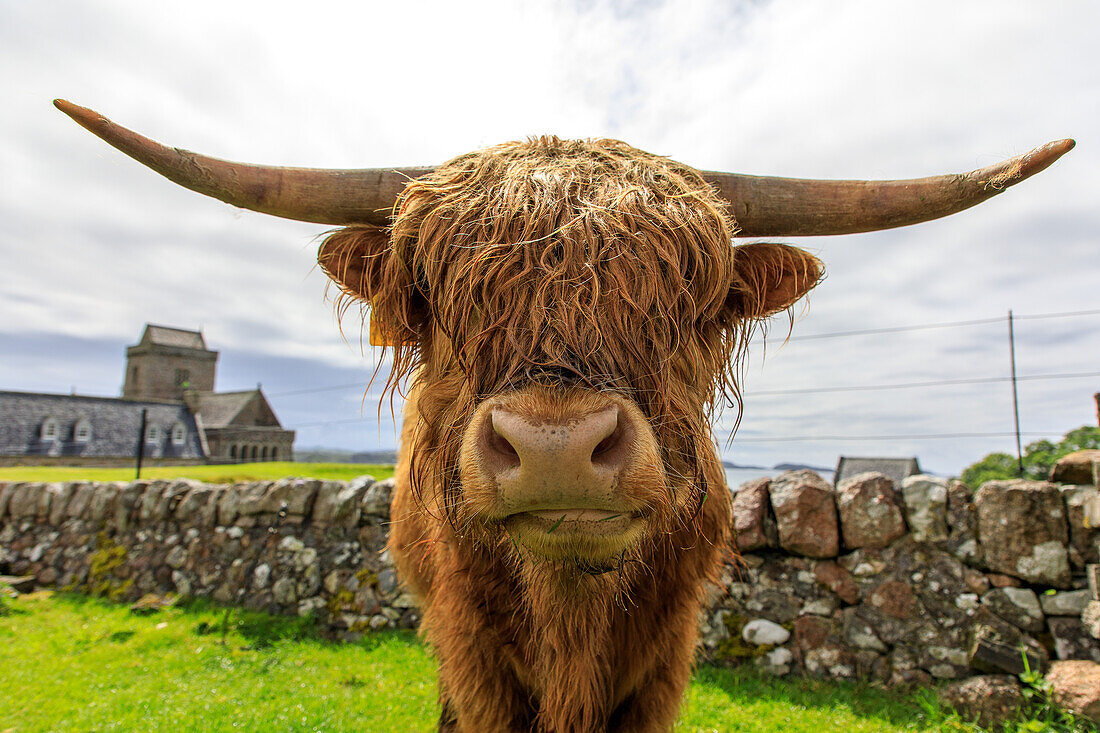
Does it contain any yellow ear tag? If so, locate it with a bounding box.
[369,310,415,347]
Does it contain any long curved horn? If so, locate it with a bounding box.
[54,99,432,226]
[703,139,1075,237]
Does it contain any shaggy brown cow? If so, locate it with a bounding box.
[54,100,1072,732]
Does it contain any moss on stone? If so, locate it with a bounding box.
[713,612,774,663]
[82,532,132,601]
[326,588,357,615]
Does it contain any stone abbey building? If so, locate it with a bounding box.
[0,325,294,465]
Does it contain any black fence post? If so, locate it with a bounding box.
[136,408,147,479]
[1008,311,1024,477]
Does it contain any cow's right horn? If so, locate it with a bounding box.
[53,99,432,227]
[704,139,1075,237]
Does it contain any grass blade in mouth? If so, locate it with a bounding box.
[547,514,566,534]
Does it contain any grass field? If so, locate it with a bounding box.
[0,591,986,733]
[0,461,394,485]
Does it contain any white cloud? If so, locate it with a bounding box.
[1,0,1096,473]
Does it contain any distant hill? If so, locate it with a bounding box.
[294,447,397,464]
[295,449,826,473]
[772,462,834,474]
[721,460,766,470]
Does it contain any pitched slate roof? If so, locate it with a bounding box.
[834,456,922,488]
[142,324,207,350]
[192,390,260,429]
[0,391,204,460]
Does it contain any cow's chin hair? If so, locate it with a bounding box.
[502,516,649,571]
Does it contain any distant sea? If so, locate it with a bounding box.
[723,466,834,490]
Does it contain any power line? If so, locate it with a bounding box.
[746,370,1100,397]
[269,382,364,397]
[785,307,1100,341]
[730,431,1055,443]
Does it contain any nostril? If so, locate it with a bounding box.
[591,425,620,460]
[490,429,519,459]
[484,410,522,472]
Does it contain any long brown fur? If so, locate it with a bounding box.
[318,136,822,731]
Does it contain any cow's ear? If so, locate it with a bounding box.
[726,242,823,319]
[317,226,424,346]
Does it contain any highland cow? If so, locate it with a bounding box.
[54,99,1072,731]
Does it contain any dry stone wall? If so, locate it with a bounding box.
[0,476,416,636]
[703,470,1100,686]
[2,469,1100,686]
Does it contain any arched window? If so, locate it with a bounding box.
[170,422,186,446]
[271,446,279,461]
[250,445,258,462]
[230,445,238,460]
[145,424,161,444]
[74,418,92,443]
[261,446,269,461]
[41,417,59,441]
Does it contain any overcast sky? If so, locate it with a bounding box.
[1,0,1096,475]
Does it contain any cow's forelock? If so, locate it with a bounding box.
[330,137,756,529]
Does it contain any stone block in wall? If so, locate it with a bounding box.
[976,480,1071,588]
[1047,616,1100,662]
[1051,450,1100,485]
[900,475,949,544]
[0,482,17,520]
[793,615,857,679]
[938,675,1026,730]
[813,559,860,605]
[1046,660,1100,724]
[45,483,76,525]
[1083,601,1100,640]
[1062,485,1100,567]
[836,473,907,550]
[361,477,393,520]
[1040,589,1090,617]
[174,485,221,528]
[7,483,39,520]
[113,482,145,532]
[65,483,94,520]
[968,607,1049,674]
[136,481,166,524]
[768,470,839,558]
[980,587,1045,633]
[731,478,777,553]
[217,485,242,526]
[313,480,368,527]
[88,483,122,525]
[945,480,979,564]
[235,479,321,525]
[153,480,197,522]
[35,483,56,520]
[232,481,274,523]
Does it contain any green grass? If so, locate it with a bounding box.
[0,591,981,732]
[0,461,394,484]
[0,591,435,732]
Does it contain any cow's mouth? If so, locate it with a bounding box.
[503,508,647,563]
[511,508,637,535]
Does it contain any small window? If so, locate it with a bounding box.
[174,369,191,388]
[146,424,161,443]
[74,418,92,443]
[41,417,59,441]
[170,422,186,446]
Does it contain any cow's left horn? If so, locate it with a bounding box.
[53,99,432,226]
[704,139,1075,237]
